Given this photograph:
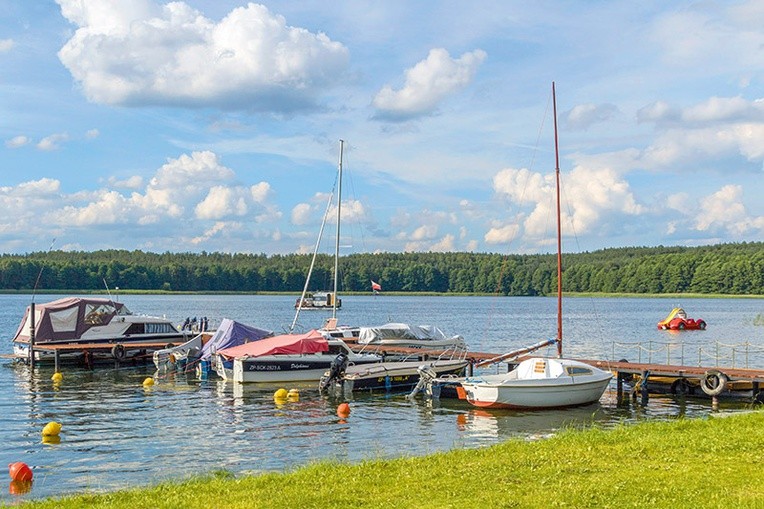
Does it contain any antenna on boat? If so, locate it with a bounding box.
[31,238,56,305]
[552,82,563,359]
[103,278,115,305]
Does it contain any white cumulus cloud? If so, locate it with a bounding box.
[55,0,349,111]
[372,48,486,121]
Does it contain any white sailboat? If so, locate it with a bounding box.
[459,83,612,409]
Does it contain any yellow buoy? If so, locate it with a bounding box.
[142,377,155,387]
[273,388,288,400]
[51,372,63,383]
[287,388,300,401]
[42,421,62,437]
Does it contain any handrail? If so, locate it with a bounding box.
[611,340,764,369]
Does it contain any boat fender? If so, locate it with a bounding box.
[700,370,728,396]
[111,344,126,361]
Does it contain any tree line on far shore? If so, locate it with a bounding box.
[0,242,762,296]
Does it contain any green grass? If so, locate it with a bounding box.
[16,411,764,509]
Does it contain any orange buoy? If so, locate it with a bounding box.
[336,402,351,418]
[8,462,33,482]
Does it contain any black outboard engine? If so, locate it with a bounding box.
[319,353,349,393]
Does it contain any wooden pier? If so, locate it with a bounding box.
[30,341,175,371]
[347,342,764,403]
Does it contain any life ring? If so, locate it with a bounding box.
[671,378,693,396]
[111,344,126,361]
[700,370,728,396]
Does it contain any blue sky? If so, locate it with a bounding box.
[1,1,763,256]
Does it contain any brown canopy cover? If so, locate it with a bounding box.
[12,297,127,344]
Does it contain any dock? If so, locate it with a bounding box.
[29,341,174,371]
[348,341,764,404]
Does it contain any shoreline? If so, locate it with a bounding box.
[17,411,764,508]
[0,289,762,299]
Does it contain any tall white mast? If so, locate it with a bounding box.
[332,139,344,319]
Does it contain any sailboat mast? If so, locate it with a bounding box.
[332,139,344,319]
[552,82,563,358]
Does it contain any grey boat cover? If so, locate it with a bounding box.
[357,323,458,344]
[199,318,273,360]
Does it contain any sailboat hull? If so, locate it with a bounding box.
[462,376,610,409]
[460,356,612,409]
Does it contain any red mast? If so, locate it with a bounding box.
[552,82,563,358]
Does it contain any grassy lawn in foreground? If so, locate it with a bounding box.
[15,411,764,509]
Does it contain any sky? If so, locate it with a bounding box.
[1,1,763,257]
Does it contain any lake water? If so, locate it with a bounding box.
[1,293,763,503]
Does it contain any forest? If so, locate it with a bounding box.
[0,242,762,296]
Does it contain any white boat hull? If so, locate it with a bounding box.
[461,376,611,409]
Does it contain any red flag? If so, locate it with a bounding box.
[371,280,382,292]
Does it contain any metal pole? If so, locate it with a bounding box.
[29,302,36,369]
[332,139,344,320]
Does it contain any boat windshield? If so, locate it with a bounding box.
[84,303,118,325]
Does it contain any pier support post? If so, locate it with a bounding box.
[616,371,623,400]
[29,302,36,370]
[54,350,60,373]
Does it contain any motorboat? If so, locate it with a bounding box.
[153,331,214,371]
[357,323,466,351]
[193,318,273,378]
[11,296,189,363]
[214,329,382,383]
[319,351,468,395]
[294,291,341,310]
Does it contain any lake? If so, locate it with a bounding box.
[1,293,763,502]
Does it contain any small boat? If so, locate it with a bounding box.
[319,351,468,394]
[12,297,189,363]
[153,331,214,371]
[657,307,707,330]
[458,83,612,409]
[294,291,341,310]
[357,323,466,351]
[194,318,273,378]
[214,329,381,383]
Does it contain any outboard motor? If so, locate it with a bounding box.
[407,364,439,399]
[319,353,349,393]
